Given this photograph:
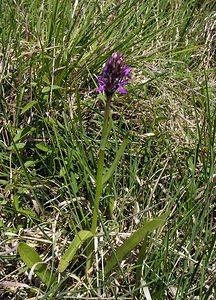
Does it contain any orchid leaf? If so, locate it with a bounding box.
[18,242,57,287]
[104,212,168,276]
[58,230,93,273]
[102,135,128,184]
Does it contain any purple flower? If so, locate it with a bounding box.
[96,52,133,96]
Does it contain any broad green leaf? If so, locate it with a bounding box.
[17,208,35,217]
[52,85,62,90]
[13,127,35,143]
[42,86,51,93]
[102,136,128,184]
[0,179,8,185]
[42,85,62,94]
[58,230,93,273]
[21,100,38,115]
[104,213,168,276]
[24,160,36,168]
[35,143,50,152]
[42,75,50,84]
[7,143,26,151]
[18,242,57,287]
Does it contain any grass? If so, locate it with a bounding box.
[0,0,215,299]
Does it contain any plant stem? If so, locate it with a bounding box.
[91,94,112,235]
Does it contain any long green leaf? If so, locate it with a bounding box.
[104,212,168,276]
[21,100,38,115]
[18,242,57,287]
[102,135,128,185]
[58,230,93,273]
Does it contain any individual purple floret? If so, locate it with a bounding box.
[96,52,133,96]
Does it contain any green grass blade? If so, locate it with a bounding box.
[104,212,168,276]
[18,242,57,287]
[58,230,93,273]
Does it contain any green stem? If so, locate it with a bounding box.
[91,94,112,234]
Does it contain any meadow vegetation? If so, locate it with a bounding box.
[0,0,215,299]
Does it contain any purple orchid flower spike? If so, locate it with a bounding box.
[96,52,133,96]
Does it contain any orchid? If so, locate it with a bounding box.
[96,52,133,96]
[91,52,132,240]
